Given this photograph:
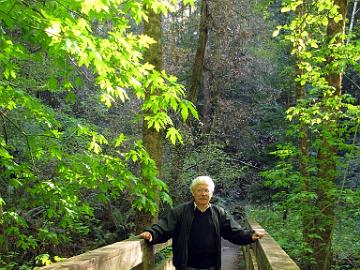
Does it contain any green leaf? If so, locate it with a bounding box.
[180,103,189,121]
[272,30,280,37]
[166,127,183,145]
[115,133,126,147]
[48,76,58,91]
[183,0,194,6]
[281,6,291,13]
[89,141,101,154]
[45,21,62,37]
[81,0,109,15]
[187,102,199,119]
[160,192,172,206]
[65,91,76,104]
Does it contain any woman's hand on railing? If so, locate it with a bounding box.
[251,230,265,241]
[139,231,153,242]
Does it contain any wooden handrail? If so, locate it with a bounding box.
[37,237,173,270]
[242,219,300,270]
[37,218,299,270]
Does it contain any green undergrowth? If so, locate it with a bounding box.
[248,206,360,270]
[155,246,173,266]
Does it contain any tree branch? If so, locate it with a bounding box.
[344,73,360,91]
[0,111,36,167]
[1,114,8,144]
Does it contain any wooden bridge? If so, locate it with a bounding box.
[38,219,299,270]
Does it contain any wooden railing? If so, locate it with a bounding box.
[38,219,300,270]
[38,237,173,270]
[242,219,300,270]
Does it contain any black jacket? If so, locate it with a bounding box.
[146,201,254,270]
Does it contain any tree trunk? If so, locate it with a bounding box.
[346,0,358,44]
[293,3,315,268]
[201,68,211,136]
[135,8,163,234]
[188,0,209,104]
[314,1,348,269]
[170,0,209,191]
[0,191,4,254]
[296,59,315,269]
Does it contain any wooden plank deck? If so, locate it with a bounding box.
[221,238,246,270]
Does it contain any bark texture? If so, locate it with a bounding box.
[170,0,209,193]
[136,8,163,234]
[314,1,348,269]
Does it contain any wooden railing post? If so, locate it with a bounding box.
[144,245,155,269]
[242,244,258,270]
[242,245,251,270]
[243,219,300,270]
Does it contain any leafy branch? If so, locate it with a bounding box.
[0,110,36,167]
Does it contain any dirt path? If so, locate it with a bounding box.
[221,238,246,270]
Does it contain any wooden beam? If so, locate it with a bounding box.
[244,219,300,270]
[154,257,175,270]
[38,239,156,270]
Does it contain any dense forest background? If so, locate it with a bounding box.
[0,0,359,269]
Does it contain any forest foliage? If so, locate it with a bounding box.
[0,0,196,268]
[1,0,360,269]
[261,0,360,269]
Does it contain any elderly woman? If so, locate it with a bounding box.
[140,176,264,270]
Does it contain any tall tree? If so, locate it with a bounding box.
[292,3,314,267]
[0,0,197,267]
[346,0,358,44]
[188,0,209,104]
[314,1,349,269]
[269,1,355,269]
[136,7,164,233]
[169,0,208,194]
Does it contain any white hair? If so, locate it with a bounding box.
[190,176,215,193]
